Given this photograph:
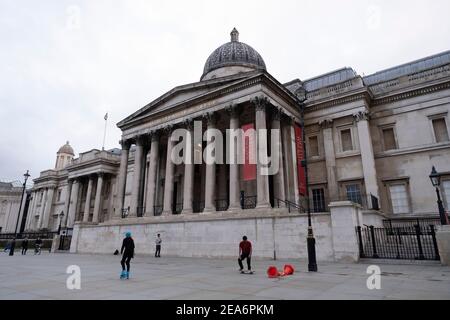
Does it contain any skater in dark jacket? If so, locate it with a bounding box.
[21,237,29,255]
[238,236,253,274]
[120,232,135,279]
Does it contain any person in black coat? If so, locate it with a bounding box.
[120,232,135,279]
[9,238,16,256]
[21,237,29,255]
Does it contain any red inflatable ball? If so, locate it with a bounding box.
[267,266,280,278]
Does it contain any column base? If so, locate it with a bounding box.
[201,208,216,214]
[256,203,271,210]
[181,208,194,215]
[227,206,243,213]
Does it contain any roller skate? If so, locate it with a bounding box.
[120,270,127,279]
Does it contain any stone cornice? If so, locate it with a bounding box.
[304,89,371,114]
[372,78,450,106]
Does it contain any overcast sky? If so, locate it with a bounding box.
[1,0,450,184]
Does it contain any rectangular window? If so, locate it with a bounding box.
[341,129,353,151]
[308,136,319,157]
[346,184,362,205]
[443,180,450,209]
[312,188,326,212]
[432,118,449,142]
[57,190,62,202]
[389,184,410,214]
[382,128,397,150]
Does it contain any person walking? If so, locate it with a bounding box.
[155,234,162,258]
[34,237,42,255]
[21,237,29,255]
[9,238,16,256]
[238,236,253,274]
[120,232,135,279]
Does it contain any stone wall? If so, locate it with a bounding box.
[70,210,335,261]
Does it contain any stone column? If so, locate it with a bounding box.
[42,187,54,229]
[281,121,292,202]
[203,113,217,213]
[272,109,286,202]
[145,132,160,215]
[67,179,79,227]
[289,118,300,205]
[83,176,93,222]
[319,119,338,201]
[162,127,175,215]
[92,173,104,223]
[182,121,194,214]
[353,111,380,206]
[115,140,130,218]
[228,105,241,211]
[253,97,271,209]
[130,137,144,217]
[63,180,73,227]
[37,189,47,228]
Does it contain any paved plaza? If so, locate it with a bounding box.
[1,252,449,300]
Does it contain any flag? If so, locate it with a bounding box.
[104,112,108,120]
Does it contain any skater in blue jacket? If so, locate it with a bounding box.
[120,232,135,279]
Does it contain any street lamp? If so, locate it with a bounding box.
[58,211,65,234]
[429,166,448,225]
[296,87,318,272]
[14,170,31,236]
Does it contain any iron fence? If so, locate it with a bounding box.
[275,198,306,213]
[215,199,229,211]
[193,201,205,213]
[173,203,183,215]
[153,205,163,216]
[241,196,257,209]
[0,231,58,240]
[137,206,145,217]
[356,225,440,261]
[382,217,441,229]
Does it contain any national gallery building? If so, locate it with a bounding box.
[19,29,450,260]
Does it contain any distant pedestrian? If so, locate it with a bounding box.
[34,237,42,255]
[4,240,11,252]
[155,234,161,257]
[120,232,135,279]
[21,237,29,255]
[238,236,252,274]
[9,238,16,256]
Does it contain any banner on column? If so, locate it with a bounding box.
[294,124,307,196]
[242,123,256,181]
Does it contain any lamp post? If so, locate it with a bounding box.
[296,87,318,272]
[429,166,448,225]
[57,211,65,234]
[14,170,31,237]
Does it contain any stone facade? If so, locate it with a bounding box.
[17,29,450,260]
[0,182,28,233]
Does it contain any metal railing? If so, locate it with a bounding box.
[0,231,58,240]
[382,217,441,230]
[275,198,306,213]
[173,203,183,215]
[137,206,145,217]
[215,199,229,211]
[153,205,163,216]
[333,193,380,210]
[356,225,440,261]
[193,201,205,213]
[241,196,256,209]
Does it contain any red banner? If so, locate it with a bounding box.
[242,123,256,181]
[295,124,307,196]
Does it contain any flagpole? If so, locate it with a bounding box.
[102,112,108,151]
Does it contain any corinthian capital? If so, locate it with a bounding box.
[353,110,370,122]
[318,118,333,129]
[251,96,269,111]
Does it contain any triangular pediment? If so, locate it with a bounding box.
[118,71,261,128]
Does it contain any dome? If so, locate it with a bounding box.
[201,28,266,80]
[57,141,74,155]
